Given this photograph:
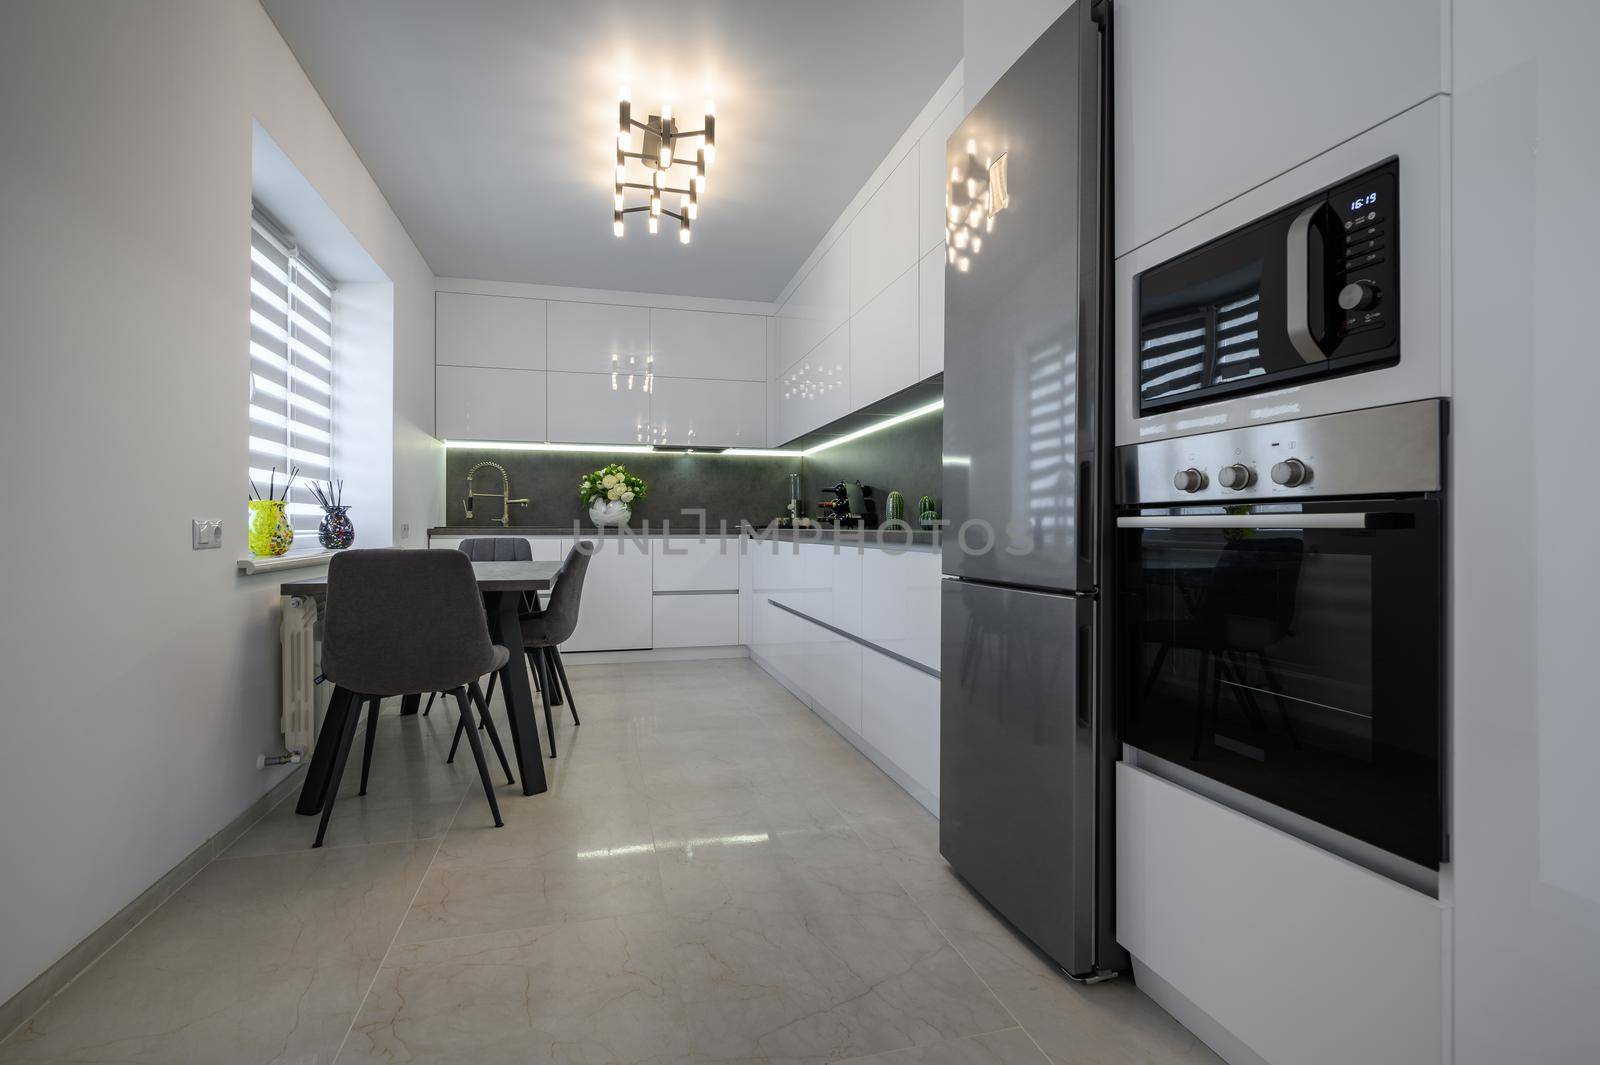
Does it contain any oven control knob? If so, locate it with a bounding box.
[1338,281,1377,311]
[1271,457,1310,487]
[1173,468,1207,493]
[1218,464,1252,490]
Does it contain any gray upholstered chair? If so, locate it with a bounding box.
[449,541,591,760]
[422,535,546,716]
[317,549,510,847]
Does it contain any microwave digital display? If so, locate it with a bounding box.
[1349,191,1378,213]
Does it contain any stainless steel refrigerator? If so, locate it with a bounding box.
[939,0,1119,978]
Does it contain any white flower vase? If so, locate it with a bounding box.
[589,499,632,527]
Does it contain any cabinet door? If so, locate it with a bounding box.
[436,292,546,370]
[1113,0,1445,256]
[850,151,918,313]
[780,324,850,439]
[860,547,941,670]
[558,537,653,651]
[546,301,651,375]
[783,235,851,369]
[649,377,766,448]
[652,593,740,648]
[918,248,945,379]
[918,93,965,255]
[652,536,740,591]
[649,309,766,381]
[861,647,940,801]
[546,371,650,445]
[850,265,919,408]
[436,365,546,442]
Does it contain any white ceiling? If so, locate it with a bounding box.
[261,0,962,301]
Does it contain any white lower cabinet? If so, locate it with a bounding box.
[860,648,939,800]
[652,593,739,648]
[806,635,862,735]
[560,537,652,651]
[651,535,740,591]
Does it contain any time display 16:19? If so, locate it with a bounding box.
[1349,191,1378,213]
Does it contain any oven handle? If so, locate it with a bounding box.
[1286,202,1331,364]
[1117,513,1384,530]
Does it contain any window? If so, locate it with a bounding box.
[248,206,335,540]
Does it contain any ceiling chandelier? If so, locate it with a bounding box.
[613,89,714,244]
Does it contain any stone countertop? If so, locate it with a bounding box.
[427,524,943,548]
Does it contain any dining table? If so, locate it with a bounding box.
[280,559,561,814]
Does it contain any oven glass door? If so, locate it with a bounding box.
[1117,498,1442,867]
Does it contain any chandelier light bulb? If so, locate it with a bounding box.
[619,86,631,104]
[679,223,691,245]
[650,192,661,216]
[613,210,624,237]
[647,214,659,234]
[661,102,672,123]
[613,188,624,210]
[658,140,672,167]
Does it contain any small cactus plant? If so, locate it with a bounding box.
[917,495,939,528]
[884,490,906,523]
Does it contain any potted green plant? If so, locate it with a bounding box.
[579,463,647,526]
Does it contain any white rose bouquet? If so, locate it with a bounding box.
[578,462,647,507]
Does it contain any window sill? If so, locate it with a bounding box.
[236,550,337,576]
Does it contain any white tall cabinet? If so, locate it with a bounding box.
[768,73,961,445]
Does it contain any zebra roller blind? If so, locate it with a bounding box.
[248,207,334,537]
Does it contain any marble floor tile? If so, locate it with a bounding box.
[3,658,1216,1065]
[341,911,689,1065]
[838,1027,1051,1065]
[0,841,433,1065]
[671,904,1014,1065]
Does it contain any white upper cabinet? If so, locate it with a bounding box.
[546,371,648,445]
[850,150,919,313]
[436,292,546,370]
[850,265,919,408]
[649,308,765,381]
[1114,0,1446,256]
[918,248,945,379]
[546,300,651,374]
[918,93,964,254]
[648,377,766,448]
[781,234,851,371]
[781,323,851,441]
[436,365,546,442]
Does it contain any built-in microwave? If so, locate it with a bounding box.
[1135,158,1400,415]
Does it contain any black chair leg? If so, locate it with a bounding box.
[527,647,557,758]
[358,697,381,796]
[551,648,579,726]
[484,671,498,708]
[314,694,364,848]
[451,688,503,827]
[446,712,466,764]
[422,691,436,717]
[469,680,514,786]
[544,645,563,706]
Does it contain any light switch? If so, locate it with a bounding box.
[400,522,411,541]
[192,519,222,550]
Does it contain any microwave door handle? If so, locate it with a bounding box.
[1118,513,1379,530]
[1286,203,1330,364]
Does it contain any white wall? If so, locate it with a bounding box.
[1451,1,1600,1060]
[0,0,438,1007]
[963,0,1069,110]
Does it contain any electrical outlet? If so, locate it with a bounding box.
[192,519,222,549]
[400,522,410,541]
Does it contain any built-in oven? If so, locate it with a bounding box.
[1115,400,1444,868]
[1136,158,1400,415]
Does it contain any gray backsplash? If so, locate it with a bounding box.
[441,408,943,530]
[802,409,943,519]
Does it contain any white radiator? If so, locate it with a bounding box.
[279,596,319,755]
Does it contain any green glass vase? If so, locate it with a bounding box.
[248,500,294,557]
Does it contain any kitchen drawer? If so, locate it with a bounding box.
[860,647,940,799]
[652,537,740,592]
[652,593,740,648]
